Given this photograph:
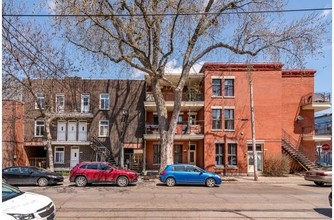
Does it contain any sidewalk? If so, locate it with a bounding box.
[222,174,307,184]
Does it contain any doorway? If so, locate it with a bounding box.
[174,145,183,164]
[188,144,196,164]
[70,146,79,168]
[247,144,263,173]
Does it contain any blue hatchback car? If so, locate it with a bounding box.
[159,164,222,187]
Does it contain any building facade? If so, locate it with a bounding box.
[3,62,331,174]
[22,78,145,171]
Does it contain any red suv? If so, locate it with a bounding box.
[69,162,138,187]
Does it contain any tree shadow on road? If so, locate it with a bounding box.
[314,208,332,218]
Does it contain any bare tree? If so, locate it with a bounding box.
[2,1,75,171]
[53,0,329,172]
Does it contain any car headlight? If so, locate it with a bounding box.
[7,213,35,220]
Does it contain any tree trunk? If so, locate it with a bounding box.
[45,118,54,171]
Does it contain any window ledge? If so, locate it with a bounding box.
[223,96,235,99]
[211,96,222,98]
[224,129,235,132]
[212,129,223,131]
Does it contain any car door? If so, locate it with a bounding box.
[19,167,37,185]
[99,164,117,182]
[84,163,101,182]
[172,165,187,183]
[185,165,206,184]
[3,167,20,185]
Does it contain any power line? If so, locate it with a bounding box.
[2,7,332,17]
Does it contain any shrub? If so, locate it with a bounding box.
[263,155,291,177]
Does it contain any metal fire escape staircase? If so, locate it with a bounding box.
[90,136,117,166]
[281,130,316,171]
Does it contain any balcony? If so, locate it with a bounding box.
[301,93,331,112]
[144,122,204,140]
[144,92,204,112]
[302,126,332,142]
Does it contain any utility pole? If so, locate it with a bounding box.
[248,64,258,181]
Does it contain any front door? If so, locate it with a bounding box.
[78,121,87,141]
[174,145,183,164]
[68,121,77,141]
[247,145,263,173]
[57,121,66,141]
[70,147,79,168]
[188,144,196,165]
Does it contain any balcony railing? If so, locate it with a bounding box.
[301,92,331,106]
[146,92,203,102]
[145,122,204,135]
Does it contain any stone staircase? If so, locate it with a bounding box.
[90,136,117,166]
[281,130,316,171]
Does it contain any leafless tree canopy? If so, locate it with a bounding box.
[53,0,330,171]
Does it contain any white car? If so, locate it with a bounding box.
[2,183,56,220]
[304,166,332,186]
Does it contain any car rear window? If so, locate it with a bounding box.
[172,165,185,171]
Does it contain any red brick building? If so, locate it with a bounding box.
[2,100,29,167]
[144,62,331,175]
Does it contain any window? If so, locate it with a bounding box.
[56,94,65,113]
[35,93,45,109]
[188,114,196,125]
[153,115,159,125]
[212,79,221,96]
[215,143,224,166]
[81,94,90,113]
[212,109,222,129]
[86,164,98,170]
[99,120,109,137]
[224,79,234,97]
[100,93,110,110]
[177,115,183,124]
[153,144,161,164]
[224,109,234,130]
[228,143,237,166]
[55,147,65,164]
[35,120,45,137]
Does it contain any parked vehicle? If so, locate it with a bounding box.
[2,166,64,187]
[2,183,56,220]
[159,164,222,187]
[69,161,138,187]
[329,191,332,207]
[304,166,332,186]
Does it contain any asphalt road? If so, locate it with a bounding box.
[19,177,332,219]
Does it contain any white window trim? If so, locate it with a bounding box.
[99,120,109,137]
[54,146,65,164]
[34,120,45,137]
[35,93,45,109]
[99,93,110,110]
[224,76,235,79]
[81,94,90,113]
[56,94,65,113]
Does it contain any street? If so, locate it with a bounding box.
[19,176,332,219]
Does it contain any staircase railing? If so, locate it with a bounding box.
[90,136,116,165]
[281,130,316,170]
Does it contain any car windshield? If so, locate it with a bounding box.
[2,183,24,202]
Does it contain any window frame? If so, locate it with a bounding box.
[215,143,224,166]
[99,93,110,110]
[54,146,65,164]
[228,143,237,166]
[212,78,222,97]
[99,120,109,137]
[224,108,235,130]
[212,109,222,130]
[81,94,90,113]
[224,78,235,97]
[56,94,65,113]
[34,120,45,137]
[35,93,45,109]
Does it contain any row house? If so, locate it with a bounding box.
[4,62,331,175]
[144,62,331,175]
[23,77,146,172]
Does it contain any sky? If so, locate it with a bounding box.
[3,0,333,111]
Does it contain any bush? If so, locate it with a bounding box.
[263,155,291,177]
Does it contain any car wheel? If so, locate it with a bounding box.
[38,177,49,187]
[75,176,87,187]
[205,178,216,187]
[166,177,176,187]
[314,181,325,186]
[117,176,129,187]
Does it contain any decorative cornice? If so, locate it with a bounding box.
[282,69,316,77]
[199,62,284,72]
